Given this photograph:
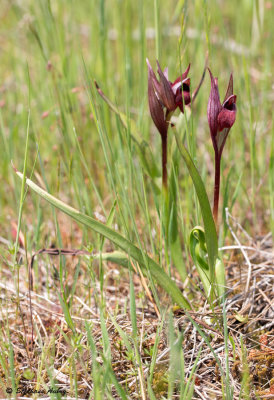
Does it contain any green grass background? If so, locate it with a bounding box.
[0,0,273,398]
[1,0,273,248]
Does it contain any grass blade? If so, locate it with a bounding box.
[15,170,191,310]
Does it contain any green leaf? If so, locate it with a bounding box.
[23,368,35,381]
[170,234,187,282]
[189,226,211,297]
[108,313,134,356]
[174,131,218,281]
[93,250,131,267]
[234,313,248,323]
[169,200,187,281]
[168,168,188,281]
[129,272,138,340]
[215,257,226,298]
[168,201,178,245]
[15,170,191,310]
[100,354,128,400]
[189,227,226,298]
[57,291,75,332]
[100,198,117,249]
[182,347,202,400]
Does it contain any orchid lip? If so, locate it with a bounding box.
[171,78,190,94]
[223,94,237,111]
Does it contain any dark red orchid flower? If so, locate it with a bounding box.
[207,68,237,226]
[207,68,237,158]
[146,59,191,138]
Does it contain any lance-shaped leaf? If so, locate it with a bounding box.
[174,130,218,281]
[15,170,191,310]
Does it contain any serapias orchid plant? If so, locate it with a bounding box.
[146,59,191,189]
[207,68,237,227]
[146,61,237,299]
